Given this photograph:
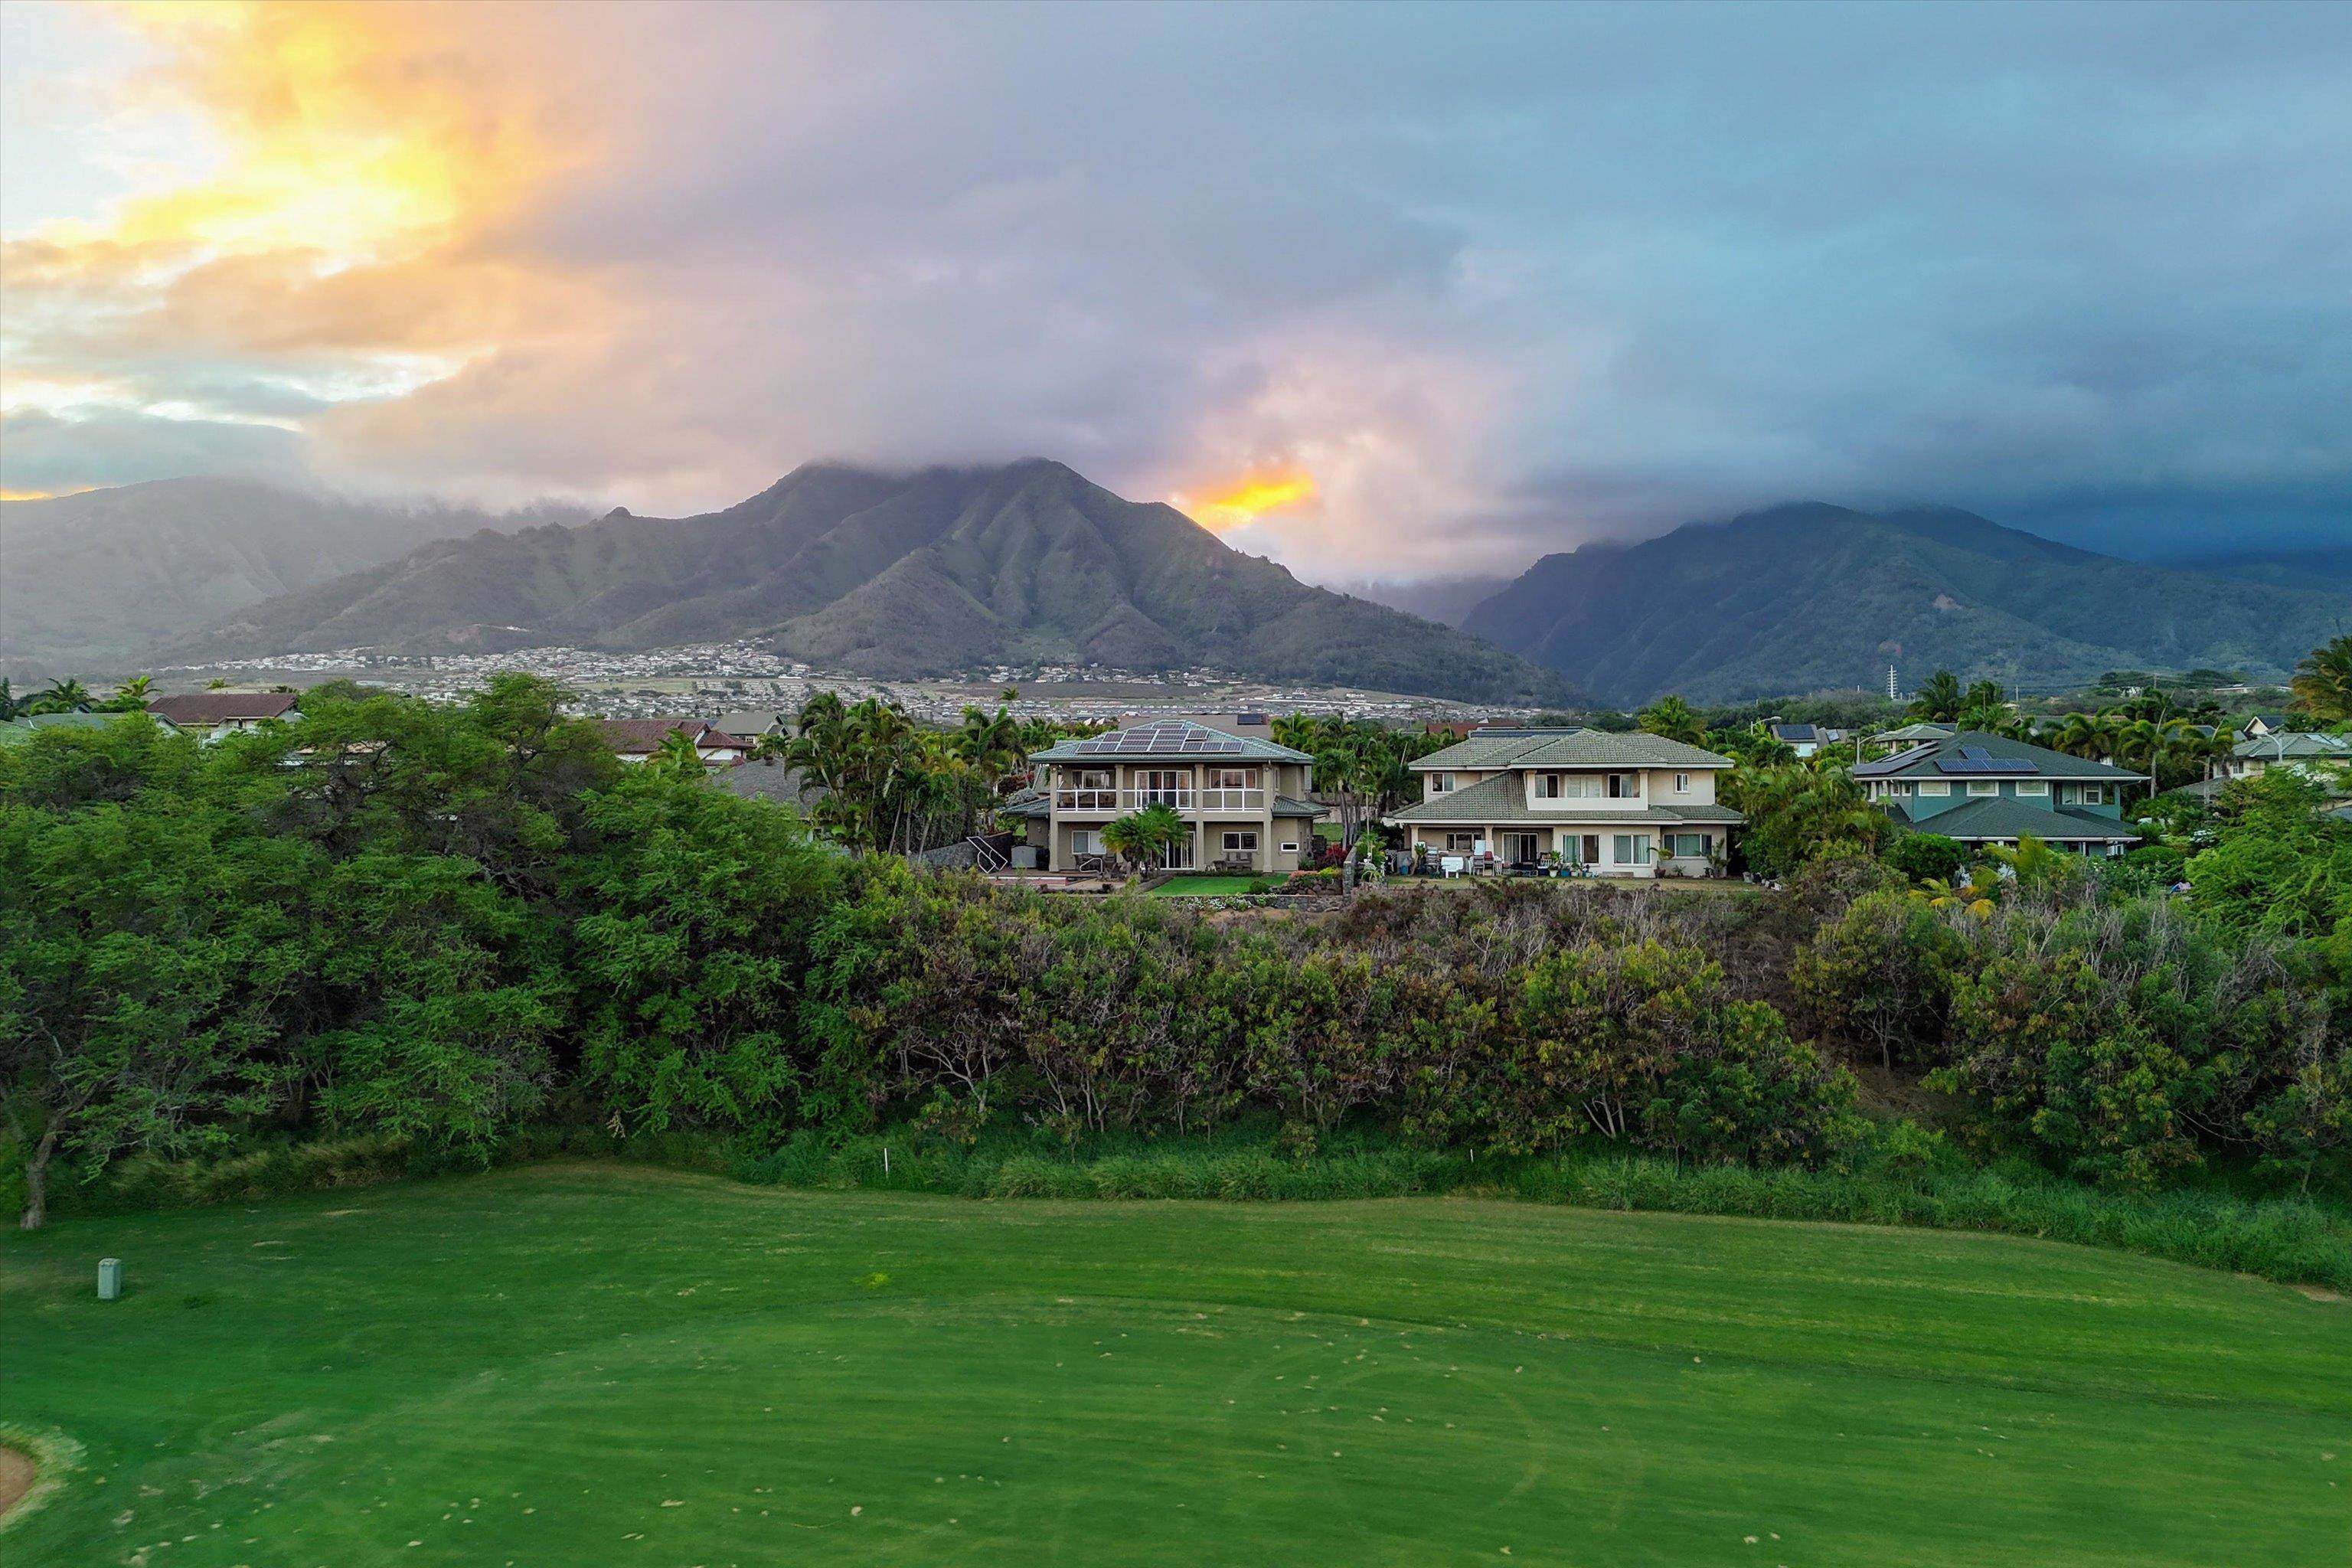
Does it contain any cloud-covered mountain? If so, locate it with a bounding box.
[0,478,582,675]
[1462,502,2352,705]
[175,460,1576,706]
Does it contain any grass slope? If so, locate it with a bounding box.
[3,1165,2345,1566]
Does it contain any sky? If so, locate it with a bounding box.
[2,1,2347,583]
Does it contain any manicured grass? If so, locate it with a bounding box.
[1148,874,1266,896]
[4,1167,2346,1566]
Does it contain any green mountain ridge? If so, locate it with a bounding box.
[172,460,1575,706]
[0,476,580,675]
[1462,501,2351,704]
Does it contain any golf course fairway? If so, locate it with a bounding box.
[3,1164,2344,1566]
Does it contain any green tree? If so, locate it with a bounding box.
[2290,634,2352,724]
[0,796,311,1227]
[647,728,708,778]
[1102,803,1185,871]
[1636,695,1706,746]
[28,678,93,715]
[1907,671,1965,723]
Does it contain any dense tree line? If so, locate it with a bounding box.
[5,673,2346,1231]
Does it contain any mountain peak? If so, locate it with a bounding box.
[162,461,1574,705]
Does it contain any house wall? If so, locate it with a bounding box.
[1400,822,1710,879]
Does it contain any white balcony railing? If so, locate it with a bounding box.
[1051,788,1266,813]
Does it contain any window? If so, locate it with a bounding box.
[1138,769,1184,805]
[1968,781,1999,796]
[1667,832,1709,858]
[1673,773,1690,793]
[1070,830,1097,855]
[2016,780,2048,796]
[1534,772,1599,799]
[1221,831,1258,852]
[2079,785,2105,805]
[1279,842,1298,854]
[1612,833,1651,865]
[1444,832,1478,854]
[1917,780,1951,796]
[1429,773,1454,794]
[1607,773,1641,799]
[1209,767,1256,790]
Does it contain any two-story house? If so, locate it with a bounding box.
[1017,717,1325,873]
[1855,730,2140,854]
[1384,729,1742,877]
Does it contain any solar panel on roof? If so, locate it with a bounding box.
[1935,755,2036,775]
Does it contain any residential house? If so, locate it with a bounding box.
[1016,717,1325,873]
[145,691,299,740]
[1855,730,2140,855]
[1766,722,1848,759]
[2212,730,2352,785]
[2240,714,2295,740]
[594,717,751,766]
[1384,729,1742,877]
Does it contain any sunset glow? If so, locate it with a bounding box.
[1181,470,1319,532]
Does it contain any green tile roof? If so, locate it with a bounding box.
[1412,729,1733,772]
[1387,773,1743,825]
[1855,730,2138,782]
[2232,732,2351,760]
[1886,795,2138,842]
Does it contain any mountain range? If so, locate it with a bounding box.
[1461,502,2352,704]
[161,460,1574,705]
[0,478,584,674]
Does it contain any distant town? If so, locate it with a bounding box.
[150,641,1518,727]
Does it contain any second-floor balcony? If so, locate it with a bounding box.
[1051,787,1268,813]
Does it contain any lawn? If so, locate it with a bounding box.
[1148,874,1266,895]
[3,1166,2346,1566]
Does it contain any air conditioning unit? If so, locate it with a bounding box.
[1011,845,1041,869]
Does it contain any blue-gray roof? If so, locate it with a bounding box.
[1856,730,2138,782]
[1885,796,2139,841]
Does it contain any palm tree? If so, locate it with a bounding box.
[1962,678,2007,714]
[0,679,17,722]
[103,674,154,712]
[1907,670,1965,723]
[28,678,93,715]
[2292,635,2352,724]
[1271,713,1320,755]
[1911,874,1995,918]
[1636,694,1706,746]
[1102,803,1184,874]
[648,729,707,778]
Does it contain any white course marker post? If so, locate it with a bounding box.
[97,1257,122,1301]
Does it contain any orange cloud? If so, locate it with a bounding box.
[1,2,596,435]
[1179,468,1319,532]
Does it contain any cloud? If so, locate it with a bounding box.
[4,2,2348,572]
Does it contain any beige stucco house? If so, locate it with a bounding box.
[1015,717,1325,873]
[1386,729,1742,877]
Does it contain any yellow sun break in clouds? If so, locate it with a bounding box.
[1183,470,1319,532]
[4,1,583,436]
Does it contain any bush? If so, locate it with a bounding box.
[1882,832,1973,887]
